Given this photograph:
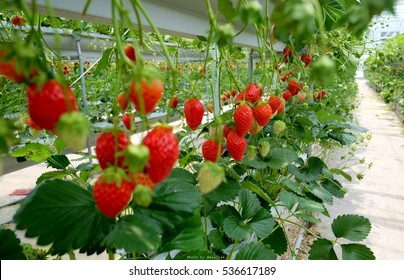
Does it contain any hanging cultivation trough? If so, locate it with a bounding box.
[0,0,399,260]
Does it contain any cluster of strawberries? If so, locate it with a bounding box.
[92,44,180,217]
[181,83,285,164]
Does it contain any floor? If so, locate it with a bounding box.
[1,80,403,259]
[315,78,404,260]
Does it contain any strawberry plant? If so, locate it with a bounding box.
[0,0,397,260]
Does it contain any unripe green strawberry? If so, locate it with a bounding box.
[273,120,286,135]
[234,103,253,135]
[124,144,150,174]
[202,138,223,162]
[226,129,247,161]
[258,140,270,157]
[197,161,225,194]
[55,112,90,151]
[132,172,155,207]
[247,145,257,161]
[142,125,179,183]
[93,171,135,218]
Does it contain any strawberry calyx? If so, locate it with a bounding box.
[101,167,133,187]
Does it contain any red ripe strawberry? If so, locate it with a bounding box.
[124,44,136,62]
[226,129,247,162]
[170,96,178,109]
[0,50,25,83]
[253,103,272,126]
[202,139,223,162]
[287,79,300,96]
[221,95,226,102]
[130,77,163,114]
[231,89,237,97]
[226,92,231,99]
[11,15,26,27]
[301,53,312,67]
[134,172,155,190]
[118,93,129,110]
[282,90,292,101]
[235,83,262,103]
[277,101,285,114]
[142,126,179,183]
[93,175,134,218]
[234,103,253,135]
[223,124,231,138]
[316,90,327,100]
[268,96,283,114]
[122,113,135,130]
[95,131,130,169]
[184,98,204,130]
[27,79,78,131]
[282,46,293,63]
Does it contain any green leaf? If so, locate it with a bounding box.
[36,170,70,184]
[279,192,325,213]
[218,0,236,22]
[205,179,241,206]
[54,137,67,154]
[295,213,321,224]
[0,228,26,260]
[103,215,160,253]
[328,132,357,145]
[308,238,338,260]
[94,47,113,75]
[235,242,277,260]
[168,168,196,185]
[267,148,298,169]
[331,214,371,241]
[46,155,70,170]
[288,157,326,182]
[13,179,112,256]
[209,205,240,227]
[281,179,304,196]
[11,143,53,163]
[322,178,346,199]
[160,211,204,253]
[243,157,267,169]
[249,208,275,239]
[153,178,201,214]
[242,181,275,205]
[341,243,375,260]
[239,189,261,219]
[305,182,334,204]
[208,229,231,250]
[223,215,250,240]
[331,168,352,182]
[262,224,288,255]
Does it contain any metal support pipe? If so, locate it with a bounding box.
[212,44,221,117]
[75,37,93,162]
[248,48,254,82]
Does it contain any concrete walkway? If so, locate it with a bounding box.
[316,78,404,260]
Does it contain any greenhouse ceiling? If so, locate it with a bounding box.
[23,0,283,49]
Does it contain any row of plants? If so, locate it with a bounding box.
[364,33,404,118]
[0,0,398,260]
